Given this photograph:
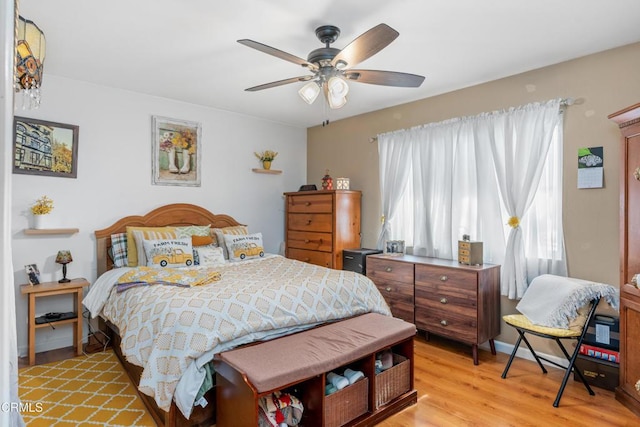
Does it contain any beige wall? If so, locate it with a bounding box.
[307,42,640,354]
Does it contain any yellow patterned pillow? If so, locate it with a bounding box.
[126,226,176,267]
[212,225,249,259]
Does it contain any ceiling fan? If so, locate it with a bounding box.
[238,23,425,110]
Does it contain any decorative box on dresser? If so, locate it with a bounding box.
[367,254,500,365]
[609,103,640,417]
[284,190,361,270]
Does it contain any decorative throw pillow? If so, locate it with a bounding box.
[213,225,249,259]
[110,232,128,267]
[224,232,265,261]
[143,237,194,268]
[175,225,211,238]
[192,235,214,247]
[126,226,176,267]
[193,245,226,267]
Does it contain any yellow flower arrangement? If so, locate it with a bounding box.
[507,216,520,228]
[31,196,54,215]
[254,150,278,162]
[172,129,196,155]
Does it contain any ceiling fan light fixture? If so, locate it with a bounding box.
[328,76,349,97]
[328,93,347,109]
[298,81,321,104]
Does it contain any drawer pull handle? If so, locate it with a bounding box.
[304,258,310,262]
[385,287,392,292]
[385,267,392,272]
[440,275,448,282]
[440,320,448,326]
[305,202,311,206]
[306,220,312,225]
[304,239,310,243]
[440,298,448,304]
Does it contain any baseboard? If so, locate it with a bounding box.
[488,339,569,369]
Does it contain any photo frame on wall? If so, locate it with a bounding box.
[13,117,79,178]
[151,115,202,187]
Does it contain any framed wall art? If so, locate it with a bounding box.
[13,117,79,178]
[151,115,202,187]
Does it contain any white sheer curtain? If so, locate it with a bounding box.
[486,99,565,298]
[375,130,412,249]
[378,99,566,299]
[1,0,23,426]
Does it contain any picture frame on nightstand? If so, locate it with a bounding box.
[25,264,40,285]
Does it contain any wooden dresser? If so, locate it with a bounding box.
[284,190,361,270]
[609,103,640,416]
[367,254,500,365]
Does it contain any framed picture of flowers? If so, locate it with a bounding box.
[13,117,79,178]
[151,115,202,187]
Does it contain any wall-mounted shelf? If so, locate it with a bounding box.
[252,168,282,175]
[24,228,79,235]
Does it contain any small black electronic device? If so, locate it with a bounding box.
[298,184,317,191]
[35,311,76,325]
[343,248,383,274]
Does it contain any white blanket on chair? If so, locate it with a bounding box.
[516,274,619,329]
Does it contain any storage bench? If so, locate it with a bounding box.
[214,313,417,426]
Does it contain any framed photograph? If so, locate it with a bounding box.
[25,264,41,285]
[13,117,79,178]
[152,115,201,187]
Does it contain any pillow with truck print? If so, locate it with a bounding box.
[143,237,194,268]
[223,232,265,261]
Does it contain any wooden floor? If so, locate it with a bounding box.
[20,336,639,426]
[380,334,638,426]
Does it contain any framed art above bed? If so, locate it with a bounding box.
[151,116,202,187]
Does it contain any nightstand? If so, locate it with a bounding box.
[20,278,89,365]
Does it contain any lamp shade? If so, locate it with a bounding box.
[16,16,46,91]
[298,81,320,104]
[55,250,72,264]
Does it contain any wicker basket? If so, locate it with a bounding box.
[324,376,369,427]
[375,353,411,408]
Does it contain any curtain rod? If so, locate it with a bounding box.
[369,97,576,142]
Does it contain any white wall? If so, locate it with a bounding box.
[12,75,307,356]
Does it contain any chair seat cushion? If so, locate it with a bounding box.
[503,314,582,337]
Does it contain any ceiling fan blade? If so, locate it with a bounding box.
[238,39,318,71]
[344,69,425,87]
[245,75,314,92]
[331,24,399,69]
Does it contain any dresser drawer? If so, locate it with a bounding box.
[415,306,477,343]
[366,257,414,284]
[415,264,478,296]
[375,280,415,324]
[287,194,333,213]
[287,230,332,252]
[288,213,333,233]
[287,248,333,268]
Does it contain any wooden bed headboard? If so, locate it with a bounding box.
[95,203,243,276]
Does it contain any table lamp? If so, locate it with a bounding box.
[55,250,72,283]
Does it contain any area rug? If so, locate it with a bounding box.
[19,350,156,426]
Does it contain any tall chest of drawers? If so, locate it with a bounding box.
[284,190,361,270]
[367,254,500,364]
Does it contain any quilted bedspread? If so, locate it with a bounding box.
[84,254,391,418]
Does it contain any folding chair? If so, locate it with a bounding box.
[501,296,601,407]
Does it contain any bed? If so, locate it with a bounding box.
[86,203,391,427]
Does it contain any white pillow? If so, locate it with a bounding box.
[143,237,194,268]
[224,232,265,261]
[194,246,226,267]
